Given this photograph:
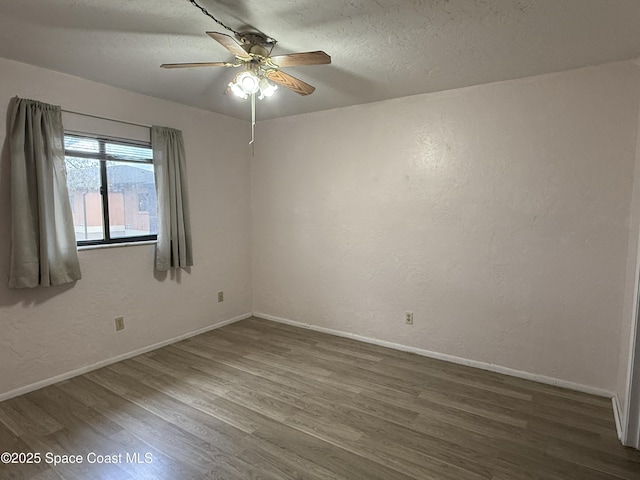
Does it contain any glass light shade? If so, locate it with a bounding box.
[228,82,248,99]
[236,71,260,94]
[259,78,278,97]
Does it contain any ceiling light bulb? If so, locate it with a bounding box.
[228,82,248,99]
[237,71,260,94]
[259,78,278,98]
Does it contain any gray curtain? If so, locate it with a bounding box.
[8,97,81,288]
[152,126,193,271]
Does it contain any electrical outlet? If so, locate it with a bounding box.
[218,291,224,303]
[115,316,125,331]
[405,312,413,325]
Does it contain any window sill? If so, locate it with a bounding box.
[78,240,156,251]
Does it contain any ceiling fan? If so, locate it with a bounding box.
[161,31,331,98]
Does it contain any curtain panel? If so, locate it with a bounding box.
[7,97,81,288]
[152,126,193,271]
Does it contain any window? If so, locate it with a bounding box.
[138,192,150,212]
[64,133,158,245]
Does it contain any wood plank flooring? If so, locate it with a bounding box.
[1,316,639,479]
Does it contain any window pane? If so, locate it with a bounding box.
[64,136,100,154]
[105,142,153,162]
[64,157,104,241]
[106,161,157,238]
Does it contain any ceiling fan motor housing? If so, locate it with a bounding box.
[238,32,274,48]
[248,44,269,58]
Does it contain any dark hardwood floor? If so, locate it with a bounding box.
[1,316,639,479]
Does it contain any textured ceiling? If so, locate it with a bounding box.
[1,0,640,120]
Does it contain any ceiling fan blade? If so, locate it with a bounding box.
[206,31,250,59]
[161,62,229,68]
[270,51,331,67]
[266,70,316,96]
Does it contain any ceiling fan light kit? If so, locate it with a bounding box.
[229,68,278,100]
[162,1,331,146]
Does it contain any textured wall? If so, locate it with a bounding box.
[252,61,640,392]
[0,58,252,397]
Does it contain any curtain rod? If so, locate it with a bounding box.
[61,109,152,129]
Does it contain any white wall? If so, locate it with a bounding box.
[2,56,640,406]
[252,61,640,393]
[0,58,252,398]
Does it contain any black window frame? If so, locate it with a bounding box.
[64,132,158,247]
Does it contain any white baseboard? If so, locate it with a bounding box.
[254,312,613,399]
[612,394,624,440]
[0,312,252,402]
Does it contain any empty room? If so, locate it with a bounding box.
[2,0,640,478]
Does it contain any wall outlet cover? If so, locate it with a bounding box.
[115,317,125,331]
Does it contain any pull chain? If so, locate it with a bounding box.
[249,92,256,156]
